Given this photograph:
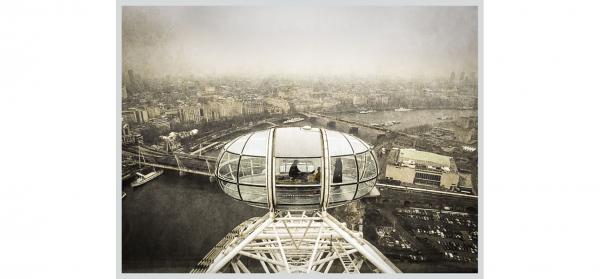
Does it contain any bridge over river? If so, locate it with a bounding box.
[122,145,217,179]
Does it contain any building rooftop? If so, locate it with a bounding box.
[397,148,453,167]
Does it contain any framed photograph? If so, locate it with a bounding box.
[118,0,481,277]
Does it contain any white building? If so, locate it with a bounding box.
[385,148,459,190]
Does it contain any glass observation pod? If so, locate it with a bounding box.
[215,126,378,210]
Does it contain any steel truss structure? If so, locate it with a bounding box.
[191,211,401,273]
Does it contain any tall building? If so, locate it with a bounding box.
[145,106,161,119]
[178,106,203,123]
[201,98,244,120]
[123,108,149,124]
[222,98,243,118]
[122,85,127,99]
[134,109,149,124]
[122,110,137,124]
[242,99,264,115]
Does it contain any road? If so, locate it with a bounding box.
[376,183,477,199]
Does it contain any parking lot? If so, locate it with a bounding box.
[362,188,478,272]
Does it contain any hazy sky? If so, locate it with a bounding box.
[122,6,477,78]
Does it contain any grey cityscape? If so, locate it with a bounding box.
[121,6,479,273]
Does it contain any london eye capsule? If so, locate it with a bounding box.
[215,126,379,210]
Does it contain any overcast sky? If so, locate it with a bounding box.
[122,6,477,78]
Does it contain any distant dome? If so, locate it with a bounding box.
[216,127,378,210]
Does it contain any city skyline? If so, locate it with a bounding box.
[123,6,478,79]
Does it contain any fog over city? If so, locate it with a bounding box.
[123,6,477,78]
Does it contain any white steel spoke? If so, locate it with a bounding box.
[192,211,399,273]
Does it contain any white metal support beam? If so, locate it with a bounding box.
[306,222,324,272]
[205,214,274,273]
[274,227,291,272]
[321,212,398,273]
[196,211,400,273]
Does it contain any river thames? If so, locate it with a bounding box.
[334,109,477,131]
[122,172,266,272]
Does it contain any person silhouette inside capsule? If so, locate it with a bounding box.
[289,160,319,183]
[289,160,302,180]
[308,167,321,184]
[333,158,343,183]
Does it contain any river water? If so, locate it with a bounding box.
[334,109,477,131]
[122,171,266,272]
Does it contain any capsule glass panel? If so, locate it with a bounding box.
[361,151,378,180]
[356,152,367,180]
[325,130,354,156]
[227,134,252,154]
[329,184,357,203]
[238,156,266,185]
[276,186,321,206]
[242,130,269,156]
[274,157,321,207]
[275,158,321,185]
[239,185,268,203]
[273,127,322,157]
[330,155,358,184]
[219,180,239,200]
[346,134,369,153]
[218,152,240,182]
[355,179,376,198]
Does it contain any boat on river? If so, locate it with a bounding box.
[359,109,376,114]
[283,117,304,124]
[131,168,164,187]
[130,146,164,188]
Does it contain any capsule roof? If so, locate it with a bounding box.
[223,126,371,157]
